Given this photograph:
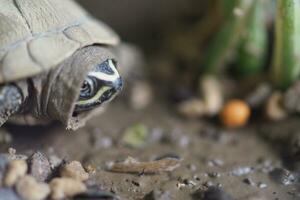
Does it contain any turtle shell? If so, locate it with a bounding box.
[0,0,119,84]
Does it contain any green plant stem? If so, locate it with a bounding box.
[271,0,300,89]
[236,0,268,77]
[203,0,254,75]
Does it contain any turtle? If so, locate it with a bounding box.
[0,0,123,130]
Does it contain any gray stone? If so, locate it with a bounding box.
[202,186,233,200]
[0,154,8,186]
[246,83,272,108]
[28,151,52,182]
[269,168,296,186]
[0,188,22,200]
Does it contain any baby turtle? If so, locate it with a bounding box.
[0,0,123,130]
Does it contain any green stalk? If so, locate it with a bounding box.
[203,0,254,75]
[271,0,300,89]
[236,0,268,77]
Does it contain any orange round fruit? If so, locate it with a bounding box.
[220,99,251,128]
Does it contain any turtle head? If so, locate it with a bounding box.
[74,59,123,112]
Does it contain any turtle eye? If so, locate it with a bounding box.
[79,77,95,100]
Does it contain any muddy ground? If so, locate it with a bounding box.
[1,95,299,199]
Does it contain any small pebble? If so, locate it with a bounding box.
[243,178,255,186]
[231,166,253,176]
[0,188,22,200]
[269,168,296,185]
[60,161,89,181]
[246,83,272,108]
[8,148,16,155]
[203,181,214,187]
[202,186,233,200]
[28,152,51,182]
[178,99,206,118]
[0,154,9,186]
[208,172,221,178]
[207,159,224,167]
[50,177,87,200]
[6,148,27,161]
[257,182,267,189]
[4,159,28,187]
[265,91,287,121]
[84,164,96,174]
[48,155,62,170]
[16,175,50,200]
[187,164,197,171]
[179,179,196,187]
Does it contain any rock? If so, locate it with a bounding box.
[48,154,62,170]
[284,80,300,113]
[266,91,287,121]
[16,175,50,200]
[257,182,267,189]
[4,159,28,187]
[28,152,51,182]
[230,166,253,176]
[245,83,272,108]
[144,190,171,200]
[243,178,255,186]
[269,168,296,185]
[6,149,28,161]
[130,81,153,110]
[0,188,22,200]
[60,161,89,181]
[208,172,221,178]
[199,75,223,116]
[202,186,233,200]
[0,154,9,186]
[50,177,87,200]
[8,148,16,155]
[178,99,206,118]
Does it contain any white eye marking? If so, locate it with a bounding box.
[88,60,120,82]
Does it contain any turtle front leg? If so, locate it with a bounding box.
[0,85,23,126]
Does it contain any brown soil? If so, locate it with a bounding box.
[1,98,299,199]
